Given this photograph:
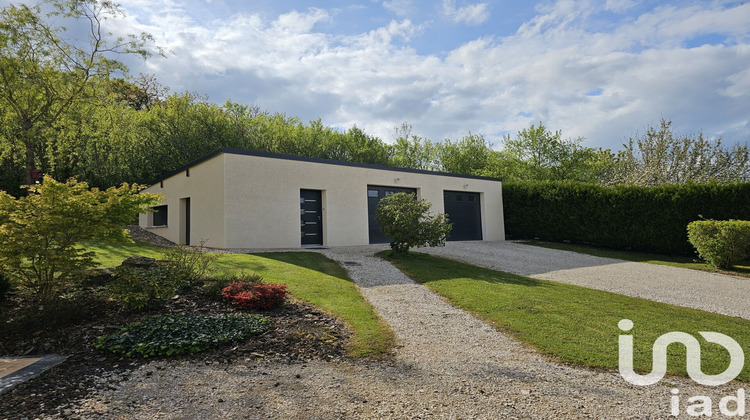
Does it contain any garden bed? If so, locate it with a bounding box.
[0,288,348,419]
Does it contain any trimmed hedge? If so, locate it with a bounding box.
[503,181,750,255]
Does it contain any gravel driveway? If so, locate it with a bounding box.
[53,244,744,419]
[421,241,750,320]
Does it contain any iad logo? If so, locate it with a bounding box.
[618,319,744,386]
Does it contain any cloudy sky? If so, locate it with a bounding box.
[36,0,750,149]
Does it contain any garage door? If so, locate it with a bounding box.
[443,191,482,241]
[367,185,417,244]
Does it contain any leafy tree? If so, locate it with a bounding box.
[388,123,440,170]
[485,122,602,182]
[610,119,750,186]
[375,192,452,256]
[0,0,157,186]
[0,176,162,302]
[108,74,169,111]
[438,133,492,175]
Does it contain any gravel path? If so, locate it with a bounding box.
[49,244,744,419]
[421,241,750,320]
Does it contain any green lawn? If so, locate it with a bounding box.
[86,240,393,357]
[383,251,750,382]
[522,240,750,278]
[84,240,166,267]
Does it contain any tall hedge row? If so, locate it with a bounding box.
[502,181,750,255]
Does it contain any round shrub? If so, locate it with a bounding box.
[687,220,750,268]
[93,312,272,357]
[222,281,288,310]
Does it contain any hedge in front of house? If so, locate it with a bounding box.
[502,181,750,255]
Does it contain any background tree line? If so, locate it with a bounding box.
[1,0,748,197]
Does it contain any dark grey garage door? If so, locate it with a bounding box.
[367,185,417,244]
[444,191,482,241]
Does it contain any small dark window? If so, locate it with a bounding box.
[160,180,163,188]
[152,205,168,227]
[186,168,190,177]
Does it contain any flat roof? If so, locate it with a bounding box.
[150,147,503,186]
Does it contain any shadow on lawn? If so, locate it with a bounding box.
[250,252,354,282]
[379,250,547,288]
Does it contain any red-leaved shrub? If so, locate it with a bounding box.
[222,281,288,310]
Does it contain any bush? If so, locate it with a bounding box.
[375,192,452,256]
[687,220,750,268]
[93,312,272,357]
[106,265,189,309]
[503,181,750,255]
[161,240,218,286]
[222,281,288,310]
[203,272,263,300]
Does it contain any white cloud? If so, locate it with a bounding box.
[605,0,638,13]
[442,0,489,25]
[722,66,750,99]
[108,0,750,150]
[382,0,413,17]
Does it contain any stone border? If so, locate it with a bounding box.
[0,355,68,394]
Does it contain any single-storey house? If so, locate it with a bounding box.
[139,148,504,249]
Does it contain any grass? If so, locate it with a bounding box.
[85,241,393,358]
[383,251,750,382]
[522,240,750,278]
[85,239,166,267]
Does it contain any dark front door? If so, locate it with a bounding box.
[184,197,191,246]
[367,185,417,244]
[300,189,323,246]
[444,191,482,241]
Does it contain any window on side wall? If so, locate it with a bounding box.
[151,205,168,227]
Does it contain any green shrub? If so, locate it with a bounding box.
[93,312,272,357]
[161,240,218,285]
[687,220,750,268]
[503,181,750,255]
[375,192,452,256]
[106,265,189,309]
[203,272,263,300]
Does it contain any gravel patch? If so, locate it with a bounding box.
[421,241,750,320]
[124,225,175,247]
[35,244,745,419]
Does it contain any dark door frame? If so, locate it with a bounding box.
[184,197,191,246]
[300,189,323,246]
[443,190,482,241]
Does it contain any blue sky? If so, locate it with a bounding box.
[10,0,750,149]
